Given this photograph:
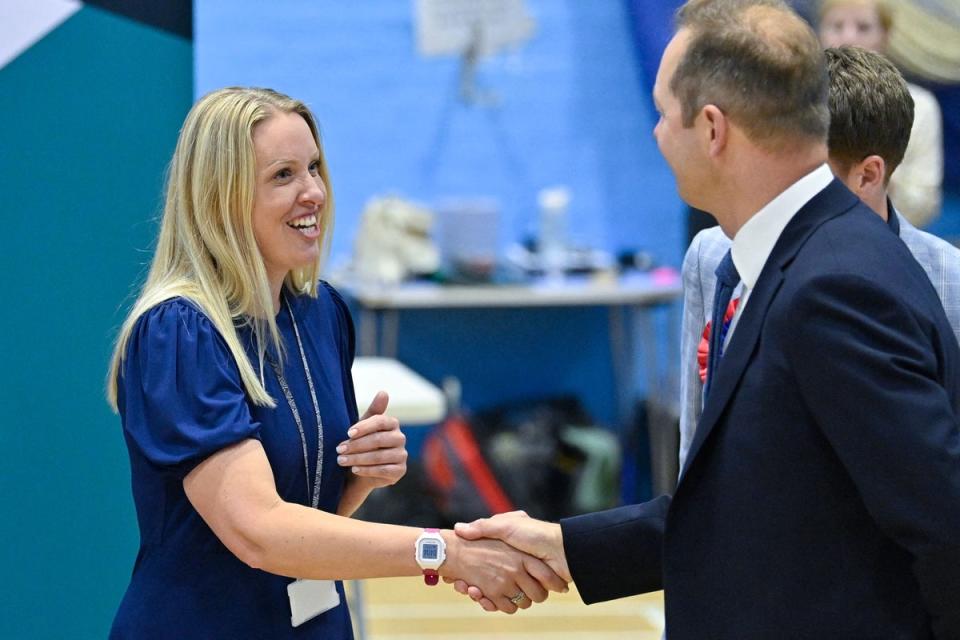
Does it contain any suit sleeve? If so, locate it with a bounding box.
[786,274,960,637]
[678,234,707,472]
[560,494,670,603]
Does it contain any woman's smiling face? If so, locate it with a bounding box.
[251,111,327,293]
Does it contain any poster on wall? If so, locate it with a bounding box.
[414,0,535,56]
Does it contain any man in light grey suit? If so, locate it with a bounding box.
[678,45,960,469]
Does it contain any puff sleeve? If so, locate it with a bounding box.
[118,299,261,477]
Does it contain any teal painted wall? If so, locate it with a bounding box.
[0,7,191,637]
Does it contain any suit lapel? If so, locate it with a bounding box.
[679,179,860,481]
[680,264,783,480]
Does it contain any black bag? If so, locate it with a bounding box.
[423,396,620,523]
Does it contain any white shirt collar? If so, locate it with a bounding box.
[731,164,833,290]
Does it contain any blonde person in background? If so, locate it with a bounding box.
[106,87,567,639]
[818,0,943,227]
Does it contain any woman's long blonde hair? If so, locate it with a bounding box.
[107,87,335,410]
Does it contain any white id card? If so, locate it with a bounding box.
[288,578,340,627]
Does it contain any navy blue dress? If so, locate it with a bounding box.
[111,283,358,639]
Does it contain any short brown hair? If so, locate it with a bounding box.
[673,0,830,149]
[818,0,893,34]
[825,46,913,181]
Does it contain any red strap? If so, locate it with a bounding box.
[445,416,515,514]
[423,436,455,490]
[423,570,439,586]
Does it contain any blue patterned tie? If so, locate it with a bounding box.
[705,250,741,398]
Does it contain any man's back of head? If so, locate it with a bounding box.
[826,46,913,181]
[825,45,914,216]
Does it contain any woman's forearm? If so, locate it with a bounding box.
[183,438,563,610]
[337,483,373,518]
[336,477,375,517]
[247,502,424,580]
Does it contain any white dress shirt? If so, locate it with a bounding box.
[724,164,834,346]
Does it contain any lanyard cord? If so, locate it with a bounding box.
[266,295,324,509]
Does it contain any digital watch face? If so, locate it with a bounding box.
[421,542,439,560]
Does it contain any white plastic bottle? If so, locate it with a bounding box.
[538,186,570,285]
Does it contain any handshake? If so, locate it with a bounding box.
[435,511,572,614]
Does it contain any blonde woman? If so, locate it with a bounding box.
[817,0,943,227]
[107,88,566,639]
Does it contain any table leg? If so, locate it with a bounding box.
[359,308,379,356]
[381,309,400,358]
[349,579,367,640]
[638,305,680,496]
[607,305,634,432]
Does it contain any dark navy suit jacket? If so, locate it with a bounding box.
[562,180,960,639]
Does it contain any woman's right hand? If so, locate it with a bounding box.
[438,530,569,613]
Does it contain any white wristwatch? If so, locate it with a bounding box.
[414,528,447,586]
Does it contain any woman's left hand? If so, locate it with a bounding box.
[337,391,407,490]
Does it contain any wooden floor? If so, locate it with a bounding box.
[348,578,665,640]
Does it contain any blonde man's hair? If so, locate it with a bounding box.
[817,0,893,34]
[107,87,335,410]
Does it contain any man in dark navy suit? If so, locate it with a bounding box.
[454,0,960,637]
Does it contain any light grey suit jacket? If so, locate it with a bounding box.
[678,209,960,469]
